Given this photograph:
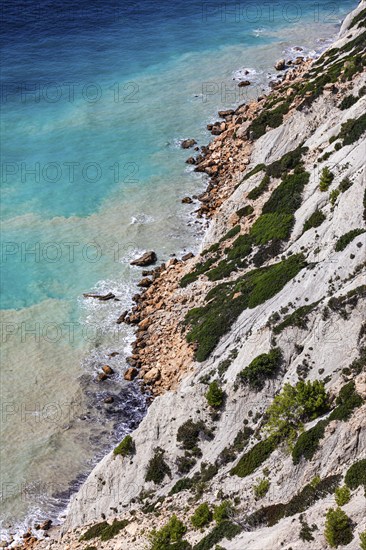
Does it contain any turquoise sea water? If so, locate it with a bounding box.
[0,0,357,536]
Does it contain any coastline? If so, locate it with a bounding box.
[7,2,365,546]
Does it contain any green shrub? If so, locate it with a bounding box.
[329,189,340,206]
[79,520,128,542]
[236,205,254,219]
[247,174,270,200]
[193,521,242,550]
[145,447,171,484]
[191,503,212,529]
[334,228,365,251]
[248,475,341,527]
[334,485,351,506]
[273,301,319,333]
[242,163,265,181]
[329,380,363,421]
[350,7,366,28]
[265,380,328,439]
[100,519,129,541]
[253,477,270,499]
[177,454,197,474]
[217,427,253,466]
[180,257,217,288]
[237,348,283,391]
[170,477,194,495]
[206,381,225,408]
[149,515,191,550]
[338,94,358,110]
[220,225,240,242]
[250,213,294,245]
[230,435,279,478]
[303,209,326,232]
[177,420,208,450]
[262,170,309,215]
[338,176,353,193]
[212,501,234,524]
[345,459,366,490]
[299,516,316,542]
[319,167,334,191]
[324,508,353,547]
[360,531,366,550]
[80,522,109,541]
[266,145,308,179]
[185,254,306,361]
[335,113,366,146]
[292,419,328,464]
[114,435,135,457]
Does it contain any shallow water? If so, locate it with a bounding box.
[0,0,357,534]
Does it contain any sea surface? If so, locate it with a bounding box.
[0,0,357,538]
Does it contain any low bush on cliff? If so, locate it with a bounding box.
[145,447,171,484]
[265,380,328,440]
[328,380,363,421]
[79,519,129,542]
[185,254,306,361]
[292,380,363,463]
[334,485,351,506]
[220,225,240,241]
[180,256,217,288]
[332,113,366,147]
[334,228,365,251]
[250,213,294,245]
[206,381,225,408]
[212,501,234,524]
[230,435,280,478]
[247,174,270,200]
[262,169,309,215]
[236,204,254,219]
[361,531,366,550]
[191,503,212,529]
[319,166,334,191]
[237,348,283,391]
[303,209,326,232]
[345,459,366,491]
[324,508,353,547]
[177,419,212,450]
[114,435,135,457]
[193,521,242,550]
[350,6,366,29]
[248,99,292,139]
[266,145,308,179]
[242,163,265,181]
[149,515,191,550]
[292,419,328,464]
[273,301,319,333]
[253,477,270,499]
[248,475,341,527]
[217,427,253,466]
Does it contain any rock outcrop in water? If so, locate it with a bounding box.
[26,2,366,549]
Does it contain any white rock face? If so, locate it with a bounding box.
[37,3,366,549]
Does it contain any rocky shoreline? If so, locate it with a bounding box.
[119,55,315,396]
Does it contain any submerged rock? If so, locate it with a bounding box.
[181,138,197,149]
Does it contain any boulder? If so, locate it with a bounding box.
[238,80,250,87]
[185,157,196,164]
[218,109,234,117]
[181,196,193,204]
[124,367,138,381]
[130,251,157,267]
[182,252,194,261]
[83,292,115,301]
[181,139,197,149]
[102,365,114,375]
[97,373,108,381]
[104,396,114,404]
[116,311,128,324]
[274,58,286,70]
[137,277,152,288]
[40,520,52,531]
[143,367,160,383]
